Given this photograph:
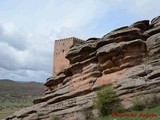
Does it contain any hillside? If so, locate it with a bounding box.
[0,79,45,119]
[0,79,45,103]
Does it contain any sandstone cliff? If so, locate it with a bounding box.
[6,16,160,120]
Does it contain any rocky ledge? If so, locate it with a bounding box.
[6,16,160,120]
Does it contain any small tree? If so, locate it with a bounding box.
[94,85,124,115]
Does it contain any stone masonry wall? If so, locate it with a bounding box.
[53,37,83,75]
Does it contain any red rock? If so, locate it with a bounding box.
[6,16,160,120]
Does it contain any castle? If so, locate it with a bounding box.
[6,16,160,120]
[53,37,83,75]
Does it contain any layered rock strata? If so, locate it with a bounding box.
[6,16,160,120]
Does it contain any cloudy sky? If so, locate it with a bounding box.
[0,0,160,82]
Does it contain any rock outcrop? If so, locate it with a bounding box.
[6,16,160,120]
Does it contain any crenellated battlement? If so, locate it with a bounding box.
[55,37,83,42]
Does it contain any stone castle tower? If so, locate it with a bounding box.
[53,37,83,76]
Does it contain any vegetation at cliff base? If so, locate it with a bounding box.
[95,107,160,120]
[94,85,124,115]
[94,86,160,120]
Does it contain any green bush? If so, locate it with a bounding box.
[147,94,160,108]
[132,94,160,111]
[132,97,145,111]
[49,115,60,120]
[94,85,124,115]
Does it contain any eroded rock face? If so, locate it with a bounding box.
[6,16,160,120]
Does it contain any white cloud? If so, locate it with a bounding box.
[33,0,109,39]
[124,0,160,19]
[33,0,160,40]
[0,0,160,82]
[0,23,28,50]
[0,23,52,82]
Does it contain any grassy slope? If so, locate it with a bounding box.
[0,109,18,120]
[0,79,45,119]
[95,107,160,120]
